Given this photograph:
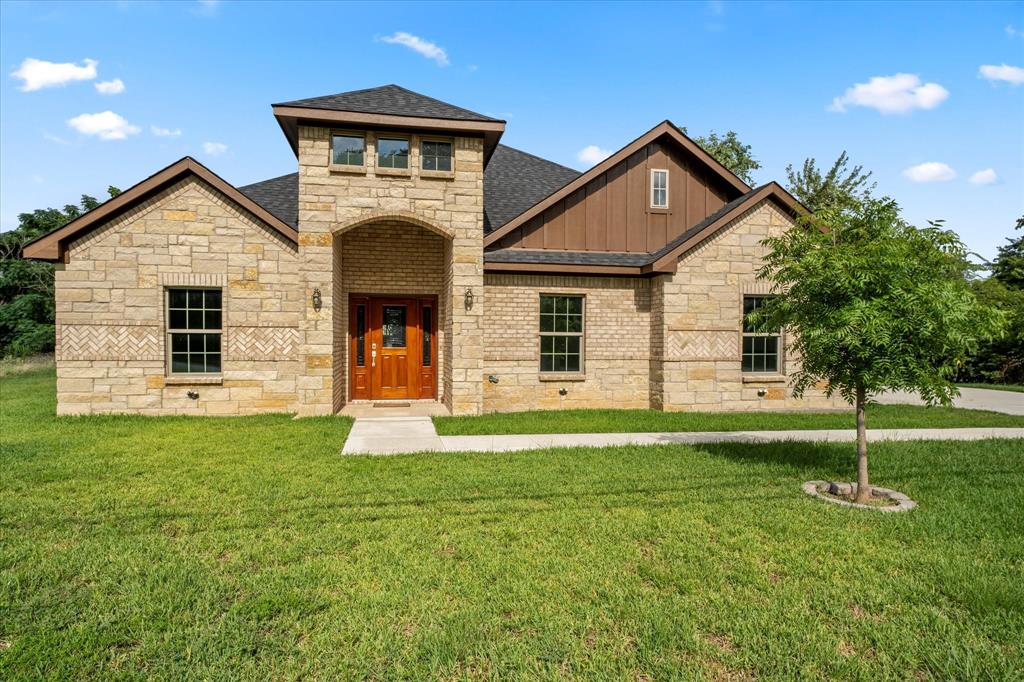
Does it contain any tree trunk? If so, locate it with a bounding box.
[854,384,871,504]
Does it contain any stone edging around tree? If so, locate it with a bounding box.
[802,480,918,513]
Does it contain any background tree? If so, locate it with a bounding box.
[958,215,1024,384]
[0,187,120,357]
[752,197,1004,503]
[685,128,761,185]
[991,215,1024,288]
[785,152,876,213]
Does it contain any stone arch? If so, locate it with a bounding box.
[331,210,454,240]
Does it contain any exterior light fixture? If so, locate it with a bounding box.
[464,288,474,311]
[311,287,322,311]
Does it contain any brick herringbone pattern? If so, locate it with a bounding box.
[227,326,299,361]
[57,324,161,361]
[665,330,737,361]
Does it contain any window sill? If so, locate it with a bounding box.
[375,166,412,177]
[539,373,586,382]
[647,207,671,215]
[741,374,787,384]
[328,164,366,175]
[420,169,455,180]
[165,375,223,385]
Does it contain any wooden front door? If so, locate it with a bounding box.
[349,296,436,401]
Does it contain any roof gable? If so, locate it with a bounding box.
[22,157,298,262]
[483,121,751,248]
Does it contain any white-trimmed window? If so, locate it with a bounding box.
[742,295,781,373]
[650,169,668,209]
[540,295,584,373]
[167,288,222,374]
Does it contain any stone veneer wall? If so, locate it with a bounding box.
[296,127,484,415]
[337,221,446,401]
[54,178,301,415]
[653,200,844,411]
[482,274,652,412]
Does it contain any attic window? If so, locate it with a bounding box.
[421,140,453,172]
[332,134,364,166]
[651,169,669,209]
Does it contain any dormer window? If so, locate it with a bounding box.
[332,133,364,166]
[651,169,669,209]
[421,140,453,172]
[377,137,409,169]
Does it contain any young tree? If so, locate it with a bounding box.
[684,128,761,185]
[785,152,875,213]
[752,197,1004,503]
[0,187,120,357]
[991,215,1024,288]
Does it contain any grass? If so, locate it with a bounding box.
[434,404,1024,436]
[958,382,1024,393]
[2,368,1023,679]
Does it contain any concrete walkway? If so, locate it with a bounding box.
[342,417,1024,455]
[878,386,1024,415]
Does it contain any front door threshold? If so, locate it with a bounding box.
[339,401,451,418]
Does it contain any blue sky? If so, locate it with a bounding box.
[2,0,1022,260]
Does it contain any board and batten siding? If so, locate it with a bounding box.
[491,138,736,254]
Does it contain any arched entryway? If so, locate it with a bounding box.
[330,214,451,409]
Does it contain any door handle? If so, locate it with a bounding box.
[371,349,377,368]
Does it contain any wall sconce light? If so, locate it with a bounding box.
[488,375,499,384]
[464,288,474,311]
[311,287,322,311]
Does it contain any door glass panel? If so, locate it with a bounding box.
[356,305,366,366]
[422,307,432,367]
[382,306,406,348]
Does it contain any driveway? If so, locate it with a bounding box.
[877,387,1024,416]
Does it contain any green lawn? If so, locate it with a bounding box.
[2,368,1022,679]
[434,404,1024,435]
[958,382,1024,393]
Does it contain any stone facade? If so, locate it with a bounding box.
[651,201,842,411]
[54,178,301,415]
[294,127,484,415]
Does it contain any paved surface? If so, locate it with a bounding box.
[877,387,1024,416]
[339,402,451,418]
[342,417,1024,455]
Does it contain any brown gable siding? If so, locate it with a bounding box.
[491,137,734,255]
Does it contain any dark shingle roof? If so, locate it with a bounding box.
[484,144,580,234]
[276,84,501,123]
[484,249,650,267]
[238,173,298,229]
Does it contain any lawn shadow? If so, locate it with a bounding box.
[685,439,852,475]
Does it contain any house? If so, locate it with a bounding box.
[24,84,841,416]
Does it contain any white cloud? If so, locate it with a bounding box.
[1007,25,1023,39]
[95,78,125,95]
[194,0,219,15]
[577,145,612,165]
[67,111,140,140]
[202,141,227,155]
[978,64,1024,86]
[11,57,97,91]
[43,132,71,145]
[902,162,956,183]
[379,32,449,66]
[968,168,998,185]
[151,125,182,137]
[829,73,949,114]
